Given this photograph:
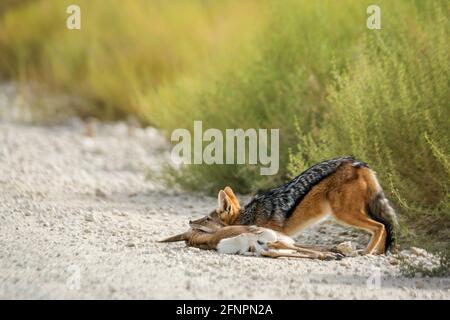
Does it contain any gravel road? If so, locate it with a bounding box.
[0,86,449,299]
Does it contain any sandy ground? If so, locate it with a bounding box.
[0,86,449,299]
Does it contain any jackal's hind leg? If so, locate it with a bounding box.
[332,209,386,255]
[328,178,389,255]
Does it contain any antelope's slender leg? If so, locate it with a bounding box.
[268,241,341,260]
[259,250,312,259]
[293,243,338,252]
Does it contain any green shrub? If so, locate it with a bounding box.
[399,249,450,278]
[288,0,449,247]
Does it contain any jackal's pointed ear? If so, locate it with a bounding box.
[223,186,241,210]
[217,190,231,212]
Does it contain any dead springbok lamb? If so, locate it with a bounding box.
[159,224,342,260]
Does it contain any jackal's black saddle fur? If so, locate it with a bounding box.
[237,156,368,225]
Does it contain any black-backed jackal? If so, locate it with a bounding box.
[189,157,399,255]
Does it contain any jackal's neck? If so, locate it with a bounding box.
[235,203,259,225]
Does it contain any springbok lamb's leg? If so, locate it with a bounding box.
[267,241,342,260]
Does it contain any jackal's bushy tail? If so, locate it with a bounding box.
[366,183,399,252]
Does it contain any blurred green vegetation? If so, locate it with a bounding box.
[288,0,449,249]
[144,0,366,192]
[0,0,32,16]
[0,0,448,248]
[0,0,263,118]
